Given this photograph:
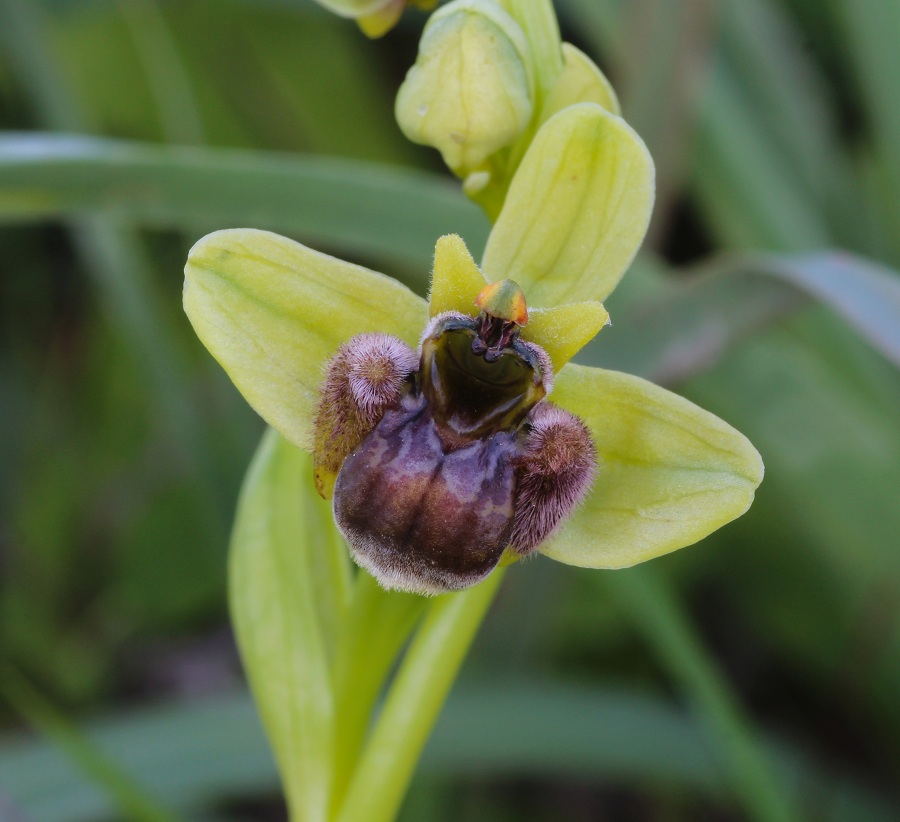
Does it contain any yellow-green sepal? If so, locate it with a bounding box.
[314,0,435,36]
[542,43,620,121]
[482,103,655,307]
[522,301,608,372]
[428,233,487,317]
[357,1,405,37]
[542,364,764,568]
[184,228,427,450]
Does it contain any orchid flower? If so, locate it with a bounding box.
[183,103,763,593]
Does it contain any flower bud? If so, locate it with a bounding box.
[314,0,436,39]
[396,0,534,175]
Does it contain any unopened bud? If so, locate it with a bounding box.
[396,0,533,175]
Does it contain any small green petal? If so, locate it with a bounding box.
[482,103,655,306]
[428,233,487,317]
[542,43,620,120]
[521,301,608,372]
[542,364,763,568]
[184,228,427,450]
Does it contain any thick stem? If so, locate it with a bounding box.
[506,0,564,104]
[334,569,505,822]
[328,573,427,814]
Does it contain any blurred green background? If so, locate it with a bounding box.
[1,0,899,820]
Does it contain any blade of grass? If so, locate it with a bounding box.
[0,668,182,822]
[616,0,720,240]
[716,0,873,255]
[832,0,900,258]
[0,0,230,546]
[607,567,799,822]
[589,249,900,383]
[691,61,829,251]
[0,132,490,273]
[587,255,806,383]
[114,0,206,145]
[718,0,839,203]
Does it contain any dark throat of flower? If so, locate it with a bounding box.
[471,312,520,362]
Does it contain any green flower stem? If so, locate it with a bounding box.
[329,572,428,812]
[467,0,565,220]
[334,568,506,822]
[504,0,563,103]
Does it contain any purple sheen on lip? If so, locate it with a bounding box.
[315,311,596,594]
[334,391,518,595]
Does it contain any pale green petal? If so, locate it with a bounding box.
[184,228,427,450]
[522,301,608,372]
[482,103,655,306]
[542,43,620,120]
[395,0,533,175]
[541,364,763,568]
[428,233,487,317]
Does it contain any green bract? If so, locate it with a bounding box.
[184,103,763,571]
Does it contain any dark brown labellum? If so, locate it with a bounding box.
[316,311,596,595]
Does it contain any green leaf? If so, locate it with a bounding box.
[594,251,900,384]
[3,683,897,822]
[543,364,763,568]
[0,133,489,271]
[591,255,805,385]
[229,429,348,821]
[833,0,900,253]
[751,251,900,368]
[608,568,797,822]
[184,228,427,450]
[329,573,427,808]
[482,103,655,306]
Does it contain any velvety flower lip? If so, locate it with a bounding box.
[184,102,763,572]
